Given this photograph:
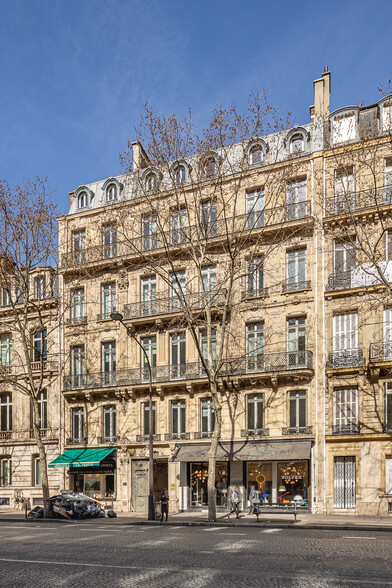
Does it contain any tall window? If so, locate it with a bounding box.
[249,145,262,166]
[170,270,186,310]
[385,455,392,494]
[287,317,307,367]
[77,191,88,209]
[286,249,306,291]
[106,183,118,202]
[1,288,10,306]
[143,402,156,435]
[247,394,263,430]
[102,283,116,319]
[0,334,12,366]
[33,330,47,362]
[171,208,187,244]
[201,265,217,305]
[102,342,116,384]
[103,405,116,438]
[142,215,158,250]
[334,168,355,213]
[246,323,264,371]
[0,458,11,486]
[103,225,117,258]
[200,201,217,238]
[333,313,358,364]
[141,276,156,315]
[246,258,264,297]
[174,165,187,185]
[289,390,306,428]
[286,180,306,220]
[72,289,85,322]
[385,383,392,432]
[72,230,86,264]
[384,158,392,203]
[71,346,85,388]
[246,189,264,229]
[334,387,358,433]
[201,398,215,433]
[170,333,186,379]
[33,456,41,486]
[141,336,157,380]
[0,394,12,431]
[204,156,216,177]
[35,277,46,300]
[72,407,85,439]
[171,400,186,434]
[384,309,392,360]
[333,240,356,286]
[145,172,157,192]
[32,390,47,429]
[200,329,217,368]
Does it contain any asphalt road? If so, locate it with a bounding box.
[0,523,391,587]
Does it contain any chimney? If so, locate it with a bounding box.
[69,190,75,207]
[310,66,331,121]
[131,140,150,172]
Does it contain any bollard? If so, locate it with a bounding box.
[25,502,27,519]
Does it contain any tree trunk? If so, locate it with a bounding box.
[207,383,222,521]
[32,396,50,518]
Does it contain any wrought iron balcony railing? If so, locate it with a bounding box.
[66,316,87,326]
[136,434,161,442]
[63,351,313,391]
[66,437,88,445]
[97,436,119,444]
[0,431,12,441]
[164,432,191,441]
[282,426,313,435]
[241,428,270,437]
[324,188,392,217]
[123,292,226,321]
[241,287,268,300]
[326,271,353,291]
[60,201,312,269]
[326,349,365,369]
[282,280,311,293]
[29,428,49,439]
[97,312,115,321]
[369,342,392,363]
[332,423,360,435]
[194,431,213,439]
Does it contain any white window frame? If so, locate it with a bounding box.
[103,405,116,438]
[0,458,11,487]
[200,398,215,433]
[333,387,358,428]
[0,394,12,431]
[0,333,12,366]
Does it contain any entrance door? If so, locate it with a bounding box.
[131,461,149,512]
[153,461,168,504]
[334,456,356,509]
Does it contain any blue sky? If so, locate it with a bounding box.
[1,0,391,214]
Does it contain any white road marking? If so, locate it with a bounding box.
[262,528,282,533]
[344,536,377,539]
[0,526,54,531]
[0,557,166,570]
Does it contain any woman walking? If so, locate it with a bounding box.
[160,488,169,522]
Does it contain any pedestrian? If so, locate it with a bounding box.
[248,484,256,515]
[160,488,169,522]
[229,486,241,519]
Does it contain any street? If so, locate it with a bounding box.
[0,523,391,587]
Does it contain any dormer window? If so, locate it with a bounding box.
[106,183,117,202]
[332,113,356,144]
[249,145,262,166]
[175,165,187,185]
[75,186,92,210]
[77,191,88,209]
[382,103,392,133]
[204,156,217,177]
[145,172,158,192]
[290,133,305,154]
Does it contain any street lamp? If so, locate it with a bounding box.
[110,311,155,521]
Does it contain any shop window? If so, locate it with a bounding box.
[143,402,156,435]
[191,462,228,507]
[278,461,309,504]
[247,462,272,503]
[0,458,11,486]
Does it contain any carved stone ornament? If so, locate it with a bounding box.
[118,270,129,290]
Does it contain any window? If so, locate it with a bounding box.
[145,172,158,192]
[200,330,217,368]
[334,168,355,213]
[170,270,186,310]
[71,289,85,322]
[143,402,156,435]
[103,405,116,438]
[171,400,186,434]
[171,208,187,244]
[384,309,392,361]
[287,317,307,367]
[33,456,41,486]
[33,330,47,362]
[385,158,392,203]
[246,323,264,371]
[141,276,156,315]
[102,283,116,319]
[246,189,264,229]
[333,313,358,359]
[334,387,358,433]
[0,458,11,486]
[103,225,117,259]
[32,390,47,429]
[247,394,263,430]
[289,390,306,428]
[0,394,12,431]
[332,115,356,144]
[71,346,85,387]
[0,334,12,366]
[334,240,356,275]
[72,230,86,264]
[204,156,216,177]
[201,265,217,304]
[77,191,89,209]
[286,249,306,291]
[290,133,305,154]
[106,183,118,202]
[141,336,157,380]
[382,104,392,133]
[200,201,217,238]
[35,277,46,300]
[286,180,307,220]
[201,398,215,433]
[246,258,264,297]
[387,231,392,261]
[102,342,116,384]
[385,383,392,432]
[174,165,187,185]
[142,215,158,250]
[1,288,10,306]
[249,145,262,166]
[386,455,392,494]
[170,333,186,379]
[72,407,85,440]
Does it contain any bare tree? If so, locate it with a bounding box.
[0,177,60,517]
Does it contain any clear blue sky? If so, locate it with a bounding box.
[1,0,391,214]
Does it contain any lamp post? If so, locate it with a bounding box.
[110,311,155,521]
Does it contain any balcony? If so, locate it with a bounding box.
[0,431,12,441]
[136,434,161,442]
[97,312,114,321]
[63,351,313,392]
[324,188,392,218]
[164,432,191,441]
[29,428,50,439]
[282,280,311,293]
[326,349,365,370]
[66,316,87,326]
[60,201,312,269]
[31,361,57,372]
[66,437,88,445]
[241,287,268,300]
[332,423,360,435]
[0,365,12,376]
[194,431,213,439]
[123,292,226,321]
[282,426,313,435]
[241,428,270,437]
[97,436,119,444]
[370,342,392,363]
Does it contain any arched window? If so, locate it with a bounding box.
[75,186,93,209]
[249,145,263,166]
[106,183,117,202]
[204,156,217,177]
[145,172,158,192]
[77,191,88,209]
[290,133,305,154]
[175,165,187,185]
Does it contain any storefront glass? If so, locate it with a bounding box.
[277,461,308,504]
[247,462,273,503]
[190,462,228,507]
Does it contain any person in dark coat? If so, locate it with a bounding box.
[160,488,169,522]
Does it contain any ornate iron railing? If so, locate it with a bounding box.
[97,312,114,321]
[241,287,269,300]
[0,431,12,441]
[326,349,365,369]
[324,188,392,217]
[123,292,226,321]
[282,280,311,293]
[194,431,213,439]
[369,342,392,363]
[326,271,353,291]
[29,429,49,439]
[332,423,360,435]
[66,316,87,326]
[97,436,119,444]
[282,426,313,435]
[136,434,161,442]
[66,437,88,445]
[164,432,191,441]
[241,428,270,437]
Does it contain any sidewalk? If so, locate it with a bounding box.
[1,509,392,531]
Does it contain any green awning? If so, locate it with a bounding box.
[48,448,115,468]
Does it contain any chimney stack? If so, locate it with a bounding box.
[131,140,150,172]
[310,67,331,121]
